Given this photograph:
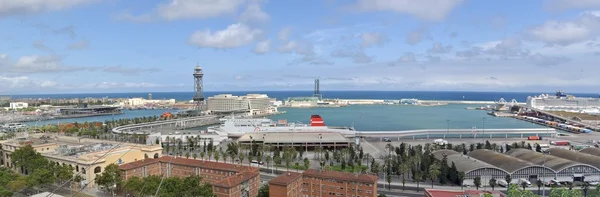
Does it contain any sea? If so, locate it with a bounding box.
[15,91,594,131]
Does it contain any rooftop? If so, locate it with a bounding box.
[432,150,502,174]
[467,149,537,173]
[269,172,303,186]
[505,149,583,172]
[157,156,255,173]
[213,171,260,188]
[580,147,600,157]
[119,158,160,170]
[238,132,350,144]
[303,169,377,183]
[548,148,600,169]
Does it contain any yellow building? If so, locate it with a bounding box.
[0,133,162,189]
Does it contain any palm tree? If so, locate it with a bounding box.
[429,163,440,188]
[200,152,205,160]
[185,152,190,159]
[489,178,497,191]
[192,153,197,160]
[400,162,409,191]
[239,153,245,165]
[229,152,235,164]
[265,156,272,173]
[214,151,220,162]
[536,179,543,194]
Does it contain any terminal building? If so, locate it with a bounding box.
[433,148,600,186]
[207,94,277,116]
[0,133,162,188]
[269,169,378,197]
[119,156,260,197]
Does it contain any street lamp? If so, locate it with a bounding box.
[482,117,486,136]
[446,119,450,135]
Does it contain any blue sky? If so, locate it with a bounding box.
[1,0,600,94]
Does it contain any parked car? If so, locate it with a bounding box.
[546,180,561,186]
[497,179,508,187]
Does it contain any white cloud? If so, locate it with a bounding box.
[397,52,416,63]
[158,0,245,21]
[526,12,600,46]
[360,32,387,48]
[331,48,373,64]
[10,55,83,73]
[406,28,428,45]
[239,3,269,23]
[67,40,89,50]
[189,23,262,49]
[101,66,160,75]
[32,40,53,53]
[0,76,57,90]
[348,0,464,21]
[278,41,314,55]
[278,27,292,41]
[90,82,181,89]
[0,0,97,17]
[253,40,270,54]
[427,42,452,53]
[111,11,155,23]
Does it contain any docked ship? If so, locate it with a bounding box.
[207,115,355,137]
[527,91,600,112]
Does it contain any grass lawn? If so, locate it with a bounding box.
[329,165,368,173]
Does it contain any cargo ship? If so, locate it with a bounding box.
[207,115,355,137]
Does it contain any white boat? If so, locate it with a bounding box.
[208,115,355,137]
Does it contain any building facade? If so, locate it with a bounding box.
[119,156,260,197]
[269,169,378,197]
[269,172,303,197]
[0,134,162,188]
[9,102,28,109]
[207,94,277,116]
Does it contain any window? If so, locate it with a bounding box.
[366,190,372,194]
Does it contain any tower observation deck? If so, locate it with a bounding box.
[193,65,205,112]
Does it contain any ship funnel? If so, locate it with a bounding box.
[310,115,326,126]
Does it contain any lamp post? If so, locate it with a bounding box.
[446,119,450,136]
[319,133,323,169]
[482,117,486,136]
[542,152,547,197]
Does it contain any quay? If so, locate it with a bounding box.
[112,115,220,134]
[356,128,558,141]
[333,99,526,105]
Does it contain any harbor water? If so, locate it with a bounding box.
[24,104,541,131]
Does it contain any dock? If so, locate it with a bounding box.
[356,128,558,140]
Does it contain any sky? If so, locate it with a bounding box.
[1,0,600,94]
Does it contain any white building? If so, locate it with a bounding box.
[126,98,176,106]
[207,94,278,116]
[9,102,28,109]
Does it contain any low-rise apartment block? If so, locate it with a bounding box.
[119,156,260,197]
[269,169,378,197]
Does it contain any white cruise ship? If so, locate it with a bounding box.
[527,91,600,112]
[207,115,355,137]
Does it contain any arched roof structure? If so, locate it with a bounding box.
[467,149,550,173]
[548,148,600,169]
[505,149,597,173]
[433,150,507,174]
[580,147,600,157]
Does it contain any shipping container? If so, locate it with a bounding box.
[551,141,570,146]
[528,136,541,140]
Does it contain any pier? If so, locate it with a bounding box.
[112,115,219,134]
[356,128,558,140]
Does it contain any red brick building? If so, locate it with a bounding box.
[269,169,378,197]
[119,156,260,197]
[268,172,303,197]
[424,189,506,197]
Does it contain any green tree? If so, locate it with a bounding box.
[505,174,512,185]
[303,158,310,170]
[185,152,190,159]
[258,184,269,197]
[94,164,122,196]
[536,179,543,195]
[489,178,497,191]
[294,162,300,172]
[429,163,440,188]
[474,176,481,190]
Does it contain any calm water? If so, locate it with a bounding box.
[269,105,541,131]
[24,105,541,131]
[24,109,171,126]
[8,91,600,102]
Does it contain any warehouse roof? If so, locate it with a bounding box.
[467,149,538,173]
[238,132,349,144]
[580,147,600,157]
[548,148,600,169]
[433,150,504,174]
[505,149,584,172]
